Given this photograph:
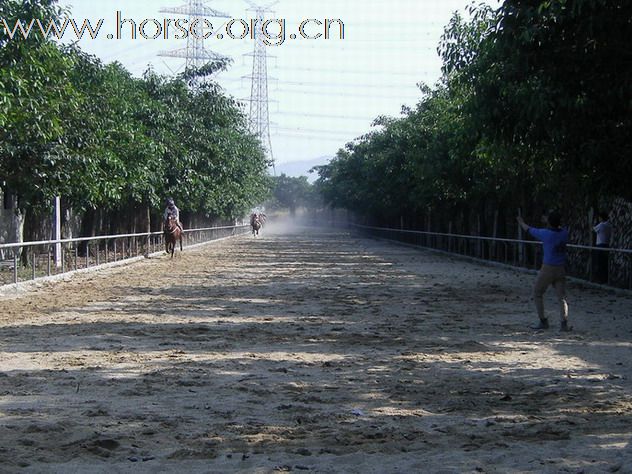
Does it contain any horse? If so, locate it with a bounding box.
[164,215,183,258]
[252,216,262,236]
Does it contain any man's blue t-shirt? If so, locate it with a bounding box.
[528,227,569,266]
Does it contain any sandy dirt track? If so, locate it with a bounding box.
[1,223,632,473]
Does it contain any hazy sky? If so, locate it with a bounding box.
[59,0,499,166]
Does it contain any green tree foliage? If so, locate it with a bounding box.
[470,0,632,201]
[316,0,632,230]
[0,0,83,209]
[268,174,318,215]
[0,0,271,230]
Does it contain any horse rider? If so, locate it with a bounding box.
[164,198,183,232]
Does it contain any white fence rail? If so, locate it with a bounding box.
[0,224,249,286]
[351,224,632,290]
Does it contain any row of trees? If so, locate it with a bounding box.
[266,174,321,216]
[315,0,632,239]
[1,0,272,241]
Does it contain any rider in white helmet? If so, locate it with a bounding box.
[164,197,183,232]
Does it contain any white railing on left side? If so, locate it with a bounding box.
[0,224,250,286]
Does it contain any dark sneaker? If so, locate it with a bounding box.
[532,319,549,330]
[560,320,572,332]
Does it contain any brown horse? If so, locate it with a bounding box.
[164,215,183,258]
[252,216,262,236]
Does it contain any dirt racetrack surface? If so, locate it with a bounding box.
[1,223,631,473]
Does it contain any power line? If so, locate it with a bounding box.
[272,44,439,55]
[265,88,421,101]
[272,126,364,137]
[100,40,156,62]
[219,77,421,90]
[223,64,435,77]
[275,111,373,121]
[272,131,354,142]
[222,79,423,100]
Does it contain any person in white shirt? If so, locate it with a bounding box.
[593,212,612,247]
[592,211,612,283]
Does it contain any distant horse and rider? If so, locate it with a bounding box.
[164,198,183,257]
[251,213,262,236]
[250,212,266,236]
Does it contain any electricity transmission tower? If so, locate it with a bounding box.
[159,0,229,71]
[244,0,278,171]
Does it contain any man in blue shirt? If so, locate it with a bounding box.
[517,211,570,331]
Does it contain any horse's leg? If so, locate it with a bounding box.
[179,236,183,252]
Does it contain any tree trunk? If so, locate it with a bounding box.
[13,205,26,266]
[79,208,97,253]
[492,207,499,259]
[477,213,482,258]
[144,204,151,257]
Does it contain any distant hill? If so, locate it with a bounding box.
[273,156,332,182]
